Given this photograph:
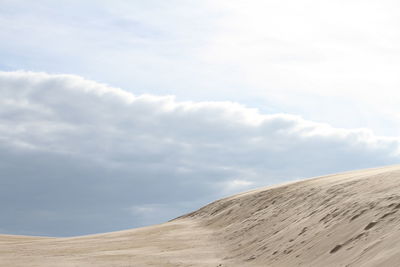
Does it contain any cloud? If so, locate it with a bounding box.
[2,0,400,139]
[221,179,254,195]
[0,71,399,236]
[202,0,400,136]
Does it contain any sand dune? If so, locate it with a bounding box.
[2,165,400,266]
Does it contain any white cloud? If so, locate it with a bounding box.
[221,179,254,195]
[1,0,400,138]
[201,0,400,136]
[0,71,399,236]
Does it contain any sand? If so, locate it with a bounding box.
[2,164,400,266]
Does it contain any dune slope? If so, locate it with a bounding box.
[2,165,400,266]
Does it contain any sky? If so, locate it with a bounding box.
[1,0,400,236]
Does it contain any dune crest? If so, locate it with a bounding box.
[2,165,400,266]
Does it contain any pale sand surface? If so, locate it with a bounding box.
[2,164,400,266]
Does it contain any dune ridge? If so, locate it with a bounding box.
[2,165,400,266]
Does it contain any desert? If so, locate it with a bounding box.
[2,165,400,266]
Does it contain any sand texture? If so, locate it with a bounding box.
[2,165,400,266]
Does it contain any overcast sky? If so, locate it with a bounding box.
[1,0,400,236]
